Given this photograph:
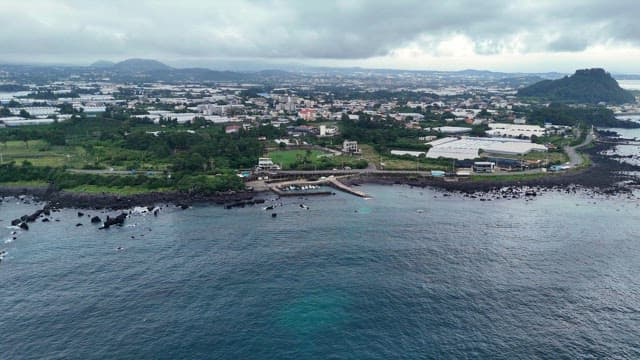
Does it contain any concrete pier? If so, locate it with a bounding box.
[325,177,369,198]
[267,176,369,198]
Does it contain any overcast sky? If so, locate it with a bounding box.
[3,0,640,73]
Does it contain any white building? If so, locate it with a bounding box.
[431,126,473,135]
[390,150,427,157]
[426,137,547,160]
[10,107,59,117]
[342,140,360,154]
[397,113,425,121]
[486,123,546,139]
[0,117,59,126]
[319,125,338,137]
[257,157,281,171]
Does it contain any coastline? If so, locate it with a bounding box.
[0,186,259,210]
[1,132,635,209]
[349,135,639,196]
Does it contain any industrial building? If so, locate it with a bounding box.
[486,123,546,139]
[431,126,473,134]
[426,137,547,160]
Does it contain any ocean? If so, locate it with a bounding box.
[618,80,640,91]
[2,183,640,359]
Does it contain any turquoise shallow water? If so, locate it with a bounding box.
[2,185,640,359]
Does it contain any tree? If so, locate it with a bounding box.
[59,103,75,115]
[470,125,488,137]
[442,112,456,120]
[18,131,30,148]
[47,130,66,146]
[0,132,8,149]
[19,109,31,119]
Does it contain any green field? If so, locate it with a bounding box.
[0,140,78,167]
[0,140,170,170]
[267,149,328,168]
[358,144,449,171]
[0,180,49,187]
[267,148,368,170]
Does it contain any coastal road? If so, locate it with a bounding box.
[564,127,595,167]
[273,167,545,178]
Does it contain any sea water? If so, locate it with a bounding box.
[1,185,640,359]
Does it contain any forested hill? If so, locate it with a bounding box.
[517,68,635,104]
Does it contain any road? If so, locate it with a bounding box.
[564,127,595,167]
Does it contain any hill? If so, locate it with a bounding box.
[90,60,116,68]
[146,68,247,82]
[112,58,173,72]
[517,68,635,104]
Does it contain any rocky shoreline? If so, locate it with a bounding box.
[0,131,636,209]
[352,134,638,195]
[353,131,640,198]
[0,186,261,210]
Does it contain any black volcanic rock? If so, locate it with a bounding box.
[99,213,127,229]
[517,68,635,104]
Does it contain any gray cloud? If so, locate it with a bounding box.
[0,0,639,64]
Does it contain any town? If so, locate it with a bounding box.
[0,60,637,196]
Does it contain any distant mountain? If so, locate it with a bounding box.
[147,67,247,82]
[517,68,635,104]
[112,58,173,72]
[90,60,116,68]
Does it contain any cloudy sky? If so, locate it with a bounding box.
[3,0,640,72]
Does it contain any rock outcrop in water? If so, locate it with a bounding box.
[99,213,128,229]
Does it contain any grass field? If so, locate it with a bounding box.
[267,149,331,168]
[358,144,449,171]
[0,140,169,170]
[0,140,65,166]
[0,180,50,187]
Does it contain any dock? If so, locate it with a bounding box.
[325,177,369,198]
[267,176,369,198]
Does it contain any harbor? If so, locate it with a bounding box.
[249,175,370,198]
